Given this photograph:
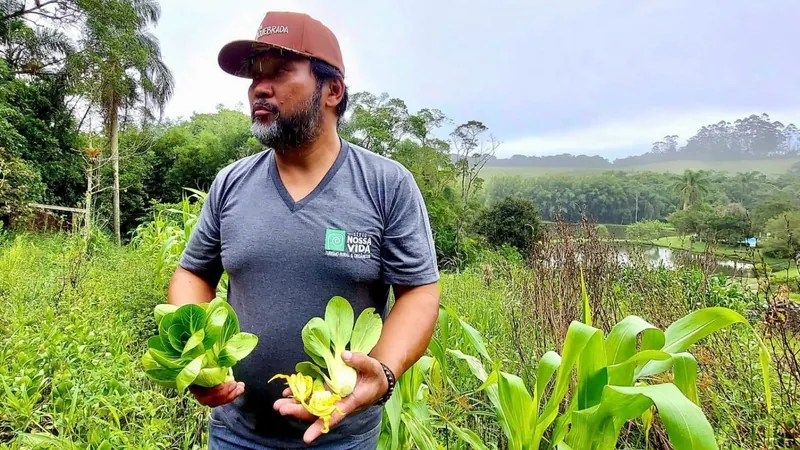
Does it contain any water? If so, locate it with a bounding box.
[619,245,754,277]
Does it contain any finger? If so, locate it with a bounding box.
[190,381,235,397]
[303,408,347,444]
[194,382,244,407]
[282,387,292,397]
[341,351,380,374]
[274,398,316,422]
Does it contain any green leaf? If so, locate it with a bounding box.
[457,316,492,361]
[350,307,382,354]
[176,355,204,392]
[140,351,159,371]
[193,367,230,388]
[565,384,719,450]
[296,361,331,384]
[148,348,185,369]
[384,388,402,450]
[204,304,228,349]
[302,317,332,368]
[181,329,205,359]
[607,350,672,387]
[449,423,490,450]
[325,296,354,356]
[175,303,207,335]
[672,352,699,405]
[535,351,561,413]
[145,367,180,388]
[147,335,180,358]
[220,301,240,343]
[497,372,534,450]
[604,316,663,385]
[536,321,604,446]
[167,324,189,353]
[217,333,258,366]
[154,304,178,327]
[580,265,591,326]
[158,311,177,352]
[636,307,771,412]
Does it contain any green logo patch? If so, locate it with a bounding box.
[325,228,347,252]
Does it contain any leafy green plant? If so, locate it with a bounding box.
[292,296,383,397]
[455,307,772,450]
[270,296,384,433]
[141,298,258,392]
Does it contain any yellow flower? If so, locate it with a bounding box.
[269,373,314,403]
[307,384,342,433]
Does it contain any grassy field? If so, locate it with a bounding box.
[482,157,800,178]
[1,229,798,449]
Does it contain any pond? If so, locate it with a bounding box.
[619,245,754,277]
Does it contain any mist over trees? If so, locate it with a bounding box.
[484,113,800,168]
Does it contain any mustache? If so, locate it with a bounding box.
[252,99,279,118]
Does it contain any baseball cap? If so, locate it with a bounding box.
[218,11,345,78]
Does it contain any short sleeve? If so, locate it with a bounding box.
[381,173,440,286]
[179,176,224,287]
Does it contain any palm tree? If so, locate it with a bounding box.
[70,0,173,244]
[671,170,710,210]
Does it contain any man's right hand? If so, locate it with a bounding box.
[189,381,245,407]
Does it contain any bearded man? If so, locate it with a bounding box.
[167,10,441,450]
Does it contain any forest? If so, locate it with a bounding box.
[1,1,799,449]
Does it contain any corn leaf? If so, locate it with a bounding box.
[604,316,664,386]
[672,352,699,405]
[565,384,718,450]
[580,266,591,326]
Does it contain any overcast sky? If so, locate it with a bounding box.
[153,0,800,159]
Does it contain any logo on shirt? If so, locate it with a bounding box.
[324,228,372,259]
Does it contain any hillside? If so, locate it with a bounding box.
[481,157,800,178]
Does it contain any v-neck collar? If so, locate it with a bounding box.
[267,139,350,213]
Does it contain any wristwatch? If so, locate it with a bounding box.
[374,362,396,406]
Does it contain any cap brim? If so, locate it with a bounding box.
[218,40,313,78]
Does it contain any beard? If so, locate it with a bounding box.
[250,85,323,154]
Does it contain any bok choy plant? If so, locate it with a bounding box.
[141,298,258,392]
[270,296,383,433]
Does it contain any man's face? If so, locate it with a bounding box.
[247,51,323,153]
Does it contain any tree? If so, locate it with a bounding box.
[450,120,499,256]
[752,198,799,233]
[340,91,409,157]
[626,220,668,242]
[70,0,174,244]
[671,170,710,210]
[477,197,541,252]
[762,211,800,259]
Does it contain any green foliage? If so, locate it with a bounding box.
[762,211,800,259]
[297,296,383,397]
[626,220,668,241]
[0,148,45,225]
[141,298,258,392]
[455,306,770,450]
[477,197,542,252]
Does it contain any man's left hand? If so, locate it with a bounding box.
[273,351,389,444]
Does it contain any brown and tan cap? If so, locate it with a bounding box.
[218,11,344,78]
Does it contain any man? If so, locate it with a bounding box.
[167,10,441,450]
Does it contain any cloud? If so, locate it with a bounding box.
[496,109,800,159]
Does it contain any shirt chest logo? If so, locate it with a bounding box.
[325,228,372,259]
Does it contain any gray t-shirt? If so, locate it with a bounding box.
[179,139,440,447]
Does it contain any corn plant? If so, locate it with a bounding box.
[453,306,772,450]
